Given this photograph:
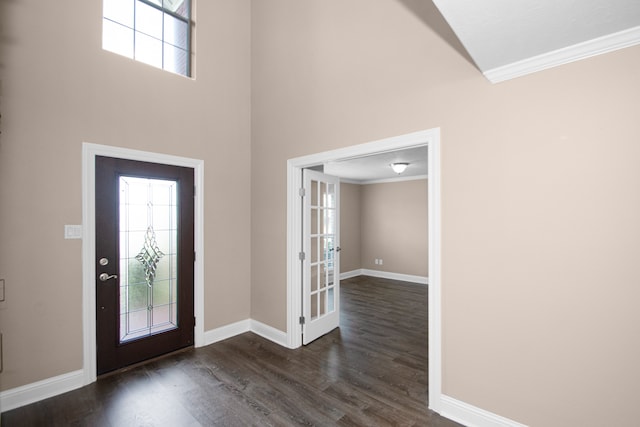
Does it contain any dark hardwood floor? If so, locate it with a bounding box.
[2,276,461,426]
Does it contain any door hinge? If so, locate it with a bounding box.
[299,316,305,325]
[299,187,305,197]
[194,251,196,262]
[194,185,196,197]
[194,316,196,326]
[299,251,305,261]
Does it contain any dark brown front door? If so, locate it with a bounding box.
[95,156,194,375]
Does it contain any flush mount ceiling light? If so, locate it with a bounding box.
[391,163,409,174]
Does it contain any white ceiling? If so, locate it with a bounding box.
[320,146,428,184]
[432,0,640,82]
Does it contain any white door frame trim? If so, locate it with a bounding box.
[81,142,205,386]
[285,128,442,411]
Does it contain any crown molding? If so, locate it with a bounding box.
[340,174,428,185]
[485,25,640,83]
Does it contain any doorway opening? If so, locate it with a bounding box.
[286,128,442,411]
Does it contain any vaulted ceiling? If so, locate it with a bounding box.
[431,0,640,83]
[313,1,640,183]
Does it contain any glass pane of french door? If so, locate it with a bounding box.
[310,179,337,320]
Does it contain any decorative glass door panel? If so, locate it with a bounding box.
[119,176,178,342]
[303,170,340,345]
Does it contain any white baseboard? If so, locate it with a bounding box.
[250,319,288,347]
[0,369,84,413]
[341,268,429,284]
[203,319,251,346]
[440,395,528,427]
[202,318,287,348]
[358,268,428,285]
[340,269,363,280]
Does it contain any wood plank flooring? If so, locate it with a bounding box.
[2,276,461,426]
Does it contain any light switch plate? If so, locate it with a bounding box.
[64,225,83,239]
[0,279,5,302]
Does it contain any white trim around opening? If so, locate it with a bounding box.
[81,143,205,386]
[285,128,442,412]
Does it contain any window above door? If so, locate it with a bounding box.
[102,0,192,77]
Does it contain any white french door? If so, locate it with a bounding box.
[302,170,340,344]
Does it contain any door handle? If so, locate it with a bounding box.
[99,273,118,282]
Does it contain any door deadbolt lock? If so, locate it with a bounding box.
[99,273,118,282]
[99,258,109,266]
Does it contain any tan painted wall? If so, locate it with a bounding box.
[338,183,361,273]
[360,180,428,276]
[0,0,251,391]
[340,180,428,277]
[251,1,640,426]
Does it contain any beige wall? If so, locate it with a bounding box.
[360,180,428,276]
[340,180,428,277]
[339,183,362,273]
[0,0,251,392]
[251,1,640,426]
